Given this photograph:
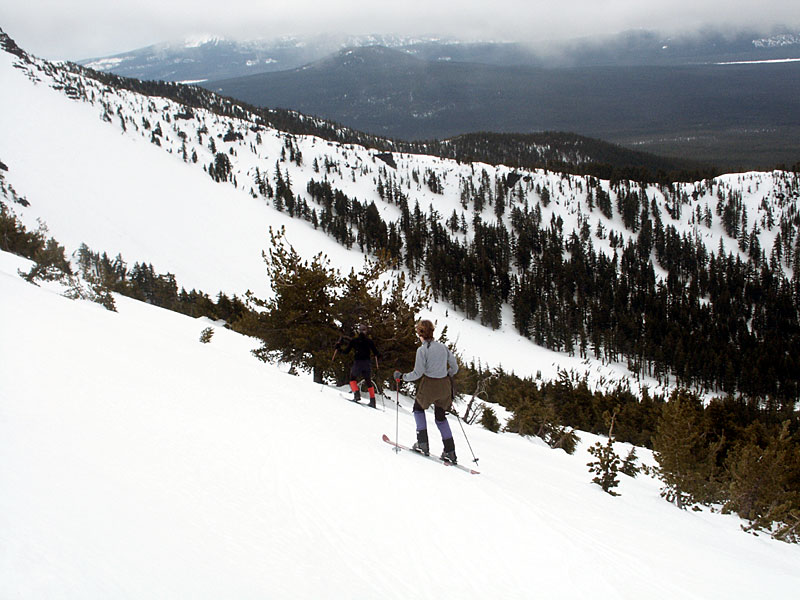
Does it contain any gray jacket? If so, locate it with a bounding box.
[402,340,458,382]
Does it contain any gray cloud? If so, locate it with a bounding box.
[2,0,799,60]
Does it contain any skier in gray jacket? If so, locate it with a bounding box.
[394,319,459,463]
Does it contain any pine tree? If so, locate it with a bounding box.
[620,447,641,478]
[0,201,46,258]
[540,186,550,207]
[199,327,215,344]
[248,228,430,387]
[21,237,73,283]
[506,394,579,454]
[652,390,721,509]
[480,405,501,432]
[69,244,119,311]
[373,270,432,378]
[587,409,622,495]
[249,227,340,383]
[724,421,800,539]
[587,437,622,495]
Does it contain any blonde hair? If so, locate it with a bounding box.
[415,319,435,341]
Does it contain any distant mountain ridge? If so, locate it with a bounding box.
[76,33,525,82]
[204,44,800,169]
[0,36,688,182]
[77,28,800,83]
[74,28,800,169]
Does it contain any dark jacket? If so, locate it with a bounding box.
[338,334,380,362]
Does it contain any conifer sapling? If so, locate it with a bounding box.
[587,408,622,496]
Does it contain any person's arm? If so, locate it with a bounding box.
[370,339,381,368]
[447,348,459,377]
[403,346,427,382]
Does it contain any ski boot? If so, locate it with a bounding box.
[412,430,430,456]
[440,437,457,464]
[352,389,361,403]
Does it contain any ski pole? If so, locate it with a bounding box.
[370,379,386,412]
[454,411,479,465]
[377,380,386,411]
[320,347,338,392]
[394,376,401,453]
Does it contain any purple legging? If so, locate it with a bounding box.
[413,402,453,439]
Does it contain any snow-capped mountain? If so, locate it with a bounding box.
[77,35,312,83]
[75,33,515,83]
[77,28,800,83]
[753,33,800,48]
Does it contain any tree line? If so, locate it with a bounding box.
[252,163,800,406]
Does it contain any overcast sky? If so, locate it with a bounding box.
[2,1,799,60]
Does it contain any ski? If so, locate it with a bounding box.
[382,434,480,474]
[340,392,380,410]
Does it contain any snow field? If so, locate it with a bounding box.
[1,251,798,598]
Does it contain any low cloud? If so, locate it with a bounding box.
[3,0,798,59]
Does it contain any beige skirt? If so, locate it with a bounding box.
[415,375,453,410]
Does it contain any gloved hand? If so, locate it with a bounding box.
[393,370,402,381]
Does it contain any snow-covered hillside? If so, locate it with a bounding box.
[2,250,799,598]
[2,26,800,596]
[2,37,798,402]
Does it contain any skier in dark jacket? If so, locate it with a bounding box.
[394,319,459,463]
[337,324,381,408]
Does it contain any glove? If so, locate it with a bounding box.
[393,370,403,381]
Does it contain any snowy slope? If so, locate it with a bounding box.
[2,251,799,598]
[1,32,798,401]
[0,50,363,298]
[0,45,653,395]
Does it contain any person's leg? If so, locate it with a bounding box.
[349,364,361,401]
[364,371,376,407]
[434,406,457,464]
[412,402,429,455]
